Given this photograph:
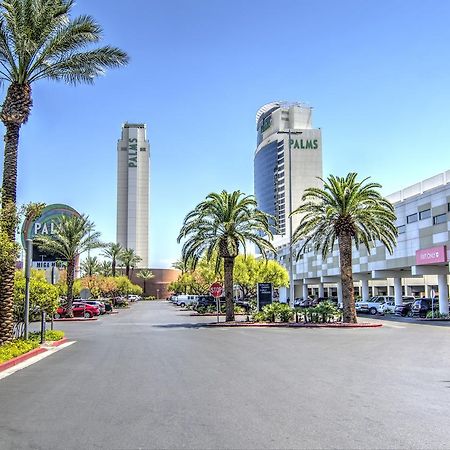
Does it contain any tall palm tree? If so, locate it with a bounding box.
[177,190,276,322]
[99,260,112,277]
[0,0,128,343]
[102,243,123,277]
[34,215,102,317]
[80,256,100,277]
[137,269,154,295]
[291,173,397,323]
[119,248,142,278]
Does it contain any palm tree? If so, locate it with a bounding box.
[80,256,100,277]
[0,0,128,343]
[99,260,112,277]
[291,173,397,323]
[102,243,123,277]
[137,269,154,295]
[119,248,142,278]
[172,259,190,275]
[177,190,276,322]
[34,215,102,317]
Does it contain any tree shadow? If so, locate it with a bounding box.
[152,322,211,329]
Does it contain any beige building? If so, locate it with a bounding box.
[116,123,150,267]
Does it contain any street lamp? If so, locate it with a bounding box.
[278,129,303,305]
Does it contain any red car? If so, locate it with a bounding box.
[55,302,100,319]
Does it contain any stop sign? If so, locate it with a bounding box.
[210,282,223,298]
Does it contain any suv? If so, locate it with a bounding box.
[411,298,440,318]
[355,296,393,315]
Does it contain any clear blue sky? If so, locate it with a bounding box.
[1,0,450,268]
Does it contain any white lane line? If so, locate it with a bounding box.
[0,341,76,381]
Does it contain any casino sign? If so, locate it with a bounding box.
[21,204,81,268]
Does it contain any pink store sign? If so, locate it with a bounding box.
[415,246,447,265]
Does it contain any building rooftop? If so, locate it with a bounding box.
[386,170,450,204]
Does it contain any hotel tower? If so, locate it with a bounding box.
[116,123,150,267]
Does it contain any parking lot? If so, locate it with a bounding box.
[1,301,449,449]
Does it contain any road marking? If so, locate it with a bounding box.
[0,341,76,381]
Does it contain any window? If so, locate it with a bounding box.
[433,213,447,225]
[397,225,406,234]
[419,209,431,220]
[407,213,418,224]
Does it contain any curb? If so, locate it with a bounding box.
[207,322,382,328]
[0,347,47,372]
[47,338,68,347]
[189,313,246,317]
[54,317,98,322]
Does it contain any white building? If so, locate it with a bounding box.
[116,123,150,267]
[275,171,450,315]
[254,101,323,238]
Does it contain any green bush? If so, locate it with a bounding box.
[426,311,450,319]
[252,302,294,323]
[0,339,40,364]
[29,330,65,342]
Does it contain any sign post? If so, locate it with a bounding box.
[210,282,223,323]
[24,239,33,339]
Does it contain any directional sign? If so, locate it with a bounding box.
[210,282,223,298]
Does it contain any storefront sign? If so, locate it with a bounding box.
[415,245,447,265]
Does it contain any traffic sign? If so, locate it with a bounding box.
[210,282,223,298]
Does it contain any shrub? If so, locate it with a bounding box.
[254,302,294,323]
[426,311,450,319]
[0,339,40,364]
[29,330,65,342]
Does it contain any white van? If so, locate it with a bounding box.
[175,295,198,307]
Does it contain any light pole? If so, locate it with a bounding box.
[278,129,303,305]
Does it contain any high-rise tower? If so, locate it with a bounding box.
[116,123,150,267]
[254,102,323,241]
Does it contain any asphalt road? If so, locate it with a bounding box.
[1,301,449,449]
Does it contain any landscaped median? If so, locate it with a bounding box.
[0,330,66,371]
[205,302,382,328]
[207,321,382,328]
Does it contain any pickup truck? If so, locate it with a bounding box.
[355,296,394,315]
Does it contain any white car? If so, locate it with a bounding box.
[128,295,141,302]
[355,296,394,315]
[175,295,198,307]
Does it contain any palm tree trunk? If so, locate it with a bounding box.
[0,122,22,344]
[112,258,116,277]
[223,256,235,322]
[126,265,130,278]
[66,259,75,318]
[338,232,357,323]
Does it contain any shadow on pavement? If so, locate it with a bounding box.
[361,314,450,327]
[152,323,211,329]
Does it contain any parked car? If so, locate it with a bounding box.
[355,296,393,315]
[380,300,397,314]
[113,296,128,307]
[55,302,99,319]
[293,297,314,308]
[411,298,440,318]
[128,295,141,302]
[175,295,198,307]
[79,300,106,314]
[394,302,414,317]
